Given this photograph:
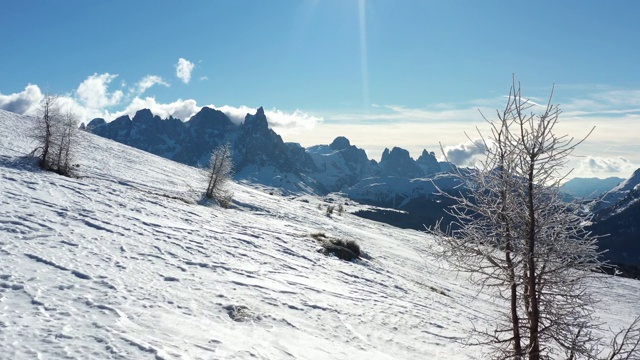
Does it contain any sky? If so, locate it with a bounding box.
[1,0,640,179]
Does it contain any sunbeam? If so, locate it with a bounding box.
[358,0,370,110]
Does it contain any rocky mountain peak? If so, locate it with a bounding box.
[111,114,132,125]
[234,107,302,175]
[379,147,424,178]
[188,107,235,128]
[86,118,106,131]
[243,106,269,131]
[132,108,157,122]
[624,168,640,189]
[381,148,391,161]
[417,149,440,176]
[329,136,351,151]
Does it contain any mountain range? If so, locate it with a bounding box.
[87,107,639,275]
[87,106,456,198]
[588,170,640,273]
[560,176,624,200]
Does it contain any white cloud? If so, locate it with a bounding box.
[0,75,321,141]
[199,76,209,81]
[175,58,195,84]
[0,83,106,123]
[443,140,487,166]
[214,105,321,133]
[56,96,97,121]
[0,84,43,115]
[265,108,321,133]
[561,89,640,118]
[214,105,255,125]
[135,75,169,94]
[575,156,637,178]
[76,73,123,109]
[112,97,200,121]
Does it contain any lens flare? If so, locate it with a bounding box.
[358,0,370,110]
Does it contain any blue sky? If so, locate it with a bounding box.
[2,0,640,178]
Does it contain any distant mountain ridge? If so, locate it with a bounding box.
[87,106,448,195]
[583,169,640,274]
[590,169,640,214]
[88,107,236,167]
[560,176,623,200]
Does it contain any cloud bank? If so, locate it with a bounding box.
[444,140,487,166]
[0,73,321,137]
[175,58,195,84]
[112,97,200,121]
[577,156,637,176]
[0,84,42,115]
[76,73,123,109]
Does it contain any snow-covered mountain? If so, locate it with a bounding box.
[590,198,640,267]
[344,174,460,206]
[2,109,638,358]
[560,176,623,200]
[87,107,447,196]
[591,169,640,214]
[587,170,640,269]
[306,136,373,192]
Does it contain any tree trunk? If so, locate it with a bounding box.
[527,162,540,360]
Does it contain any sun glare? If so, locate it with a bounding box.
[358,0,370,111]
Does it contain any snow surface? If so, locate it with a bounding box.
[1,109,639,359]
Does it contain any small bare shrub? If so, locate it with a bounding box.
[325,205,335,216]
[311,233,361,261]
[343,239,360,256]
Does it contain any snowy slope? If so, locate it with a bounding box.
[1,109,639,359]
[592,169,640,213]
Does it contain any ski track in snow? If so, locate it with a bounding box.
[1,109,639,359]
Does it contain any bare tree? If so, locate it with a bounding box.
[29,94,81,176]
[428,79,639,359]
[52,108,81,175]
[205,143,233,206]
[30,93,59,169]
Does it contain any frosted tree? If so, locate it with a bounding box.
[51,108,81,175]
[30,94,81,176]
[205,143,233,207]
[428,79,640,359]
[30,93,59,169]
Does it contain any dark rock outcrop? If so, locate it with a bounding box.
[378,147,425,178]
[416,150,440,176]
[233,107,316,175]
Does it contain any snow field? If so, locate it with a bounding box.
[0,109,638,359]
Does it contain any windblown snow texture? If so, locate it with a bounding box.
[0,109,638,359]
